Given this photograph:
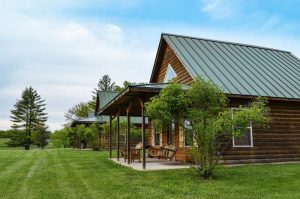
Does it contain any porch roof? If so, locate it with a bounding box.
[97,83,189,116]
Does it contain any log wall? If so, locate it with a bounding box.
[220,98,300,164]
[150,38,300,164]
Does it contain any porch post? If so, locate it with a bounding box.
[109,115,112,158]
[140,98,146,170]
[127,103,132,164]
[117,111,120,161]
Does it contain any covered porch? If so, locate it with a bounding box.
[110,157,190,171]
[98,83,189,170]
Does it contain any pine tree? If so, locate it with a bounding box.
[88,75,116,110]
[10,87,48,150]
[32,125,50,149]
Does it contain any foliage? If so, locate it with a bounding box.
[50,127,72,148]
[64,102,91,123]
[6,130,26,147]
[52,124,102,150]
[146,83,189,123]
[102,118,146,149]
[72,124,100,149]
[115,81,146,92]
[145,78,269,179]
[10,87,48,150]
[32,125,50,149]
[0,130,17,138]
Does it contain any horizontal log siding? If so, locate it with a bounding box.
[220,98,300,164]
[153,41,193,84]
[150,39,300,164]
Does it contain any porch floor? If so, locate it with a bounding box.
[110,157,190,171]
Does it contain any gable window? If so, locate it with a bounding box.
[232,108,253,147]
[163,64,177,83]
[153,126,160,146]
[184,120,193,147]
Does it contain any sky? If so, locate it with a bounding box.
[1,0,300,131]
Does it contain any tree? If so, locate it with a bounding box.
[50,127,72,148]
[89,75,116,109]
[32,125,50,149]
[145,78,269,179]
[10,87,48,150]
[64,102,90,123]
[115,81,146,92]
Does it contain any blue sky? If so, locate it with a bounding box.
[1,0,300,130]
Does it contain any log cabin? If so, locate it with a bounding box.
[98,33,300,167]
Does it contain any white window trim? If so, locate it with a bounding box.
[232,108,253,148]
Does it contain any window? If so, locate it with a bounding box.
[232,108,253,147]
[184,120,193,147]
[167,123,175,144]
[154,126,160,146]
[163,64,177,83]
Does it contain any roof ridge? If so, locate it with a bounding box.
[162,33,291,53]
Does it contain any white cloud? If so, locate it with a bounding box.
[1,0,300,132]
[200,0,242,19]
[0,5,155,131]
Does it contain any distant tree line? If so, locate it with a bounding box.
[50,120,146,150]
[64,74,144,123]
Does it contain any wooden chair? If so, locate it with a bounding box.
[158,145,177,161]
[123,142,142,162]
[149,146,162,158]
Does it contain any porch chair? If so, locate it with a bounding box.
[123,142,143,162]
[158,145,177,161]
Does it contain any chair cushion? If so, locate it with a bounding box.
[135,142,142,149]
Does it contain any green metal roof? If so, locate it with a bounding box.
[128,83,189,90]
[98,91,119,109]
[162,33,300,99]
[71,115,148,126]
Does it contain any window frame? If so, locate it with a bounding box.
[163,64,177,83]
[232,108,253,148]
[153,126,160,146]
[183,120,192,147]
[167,123,175,145]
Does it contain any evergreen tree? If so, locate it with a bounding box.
[32,125,50,149]
[10,87,48,150]
[88,75,116,110]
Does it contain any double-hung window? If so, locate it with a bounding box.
[184,120,193,147]
[167,123,175,144]
[232,108,253,147]
[154,126,160,146]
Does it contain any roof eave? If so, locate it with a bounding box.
[150,34,165,83]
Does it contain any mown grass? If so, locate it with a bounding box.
[0,138,39,150]
[0,149,299,199]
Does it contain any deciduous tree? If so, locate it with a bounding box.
[146,78,269,179]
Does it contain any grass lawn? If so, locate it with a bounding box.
[0,149,299,199]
